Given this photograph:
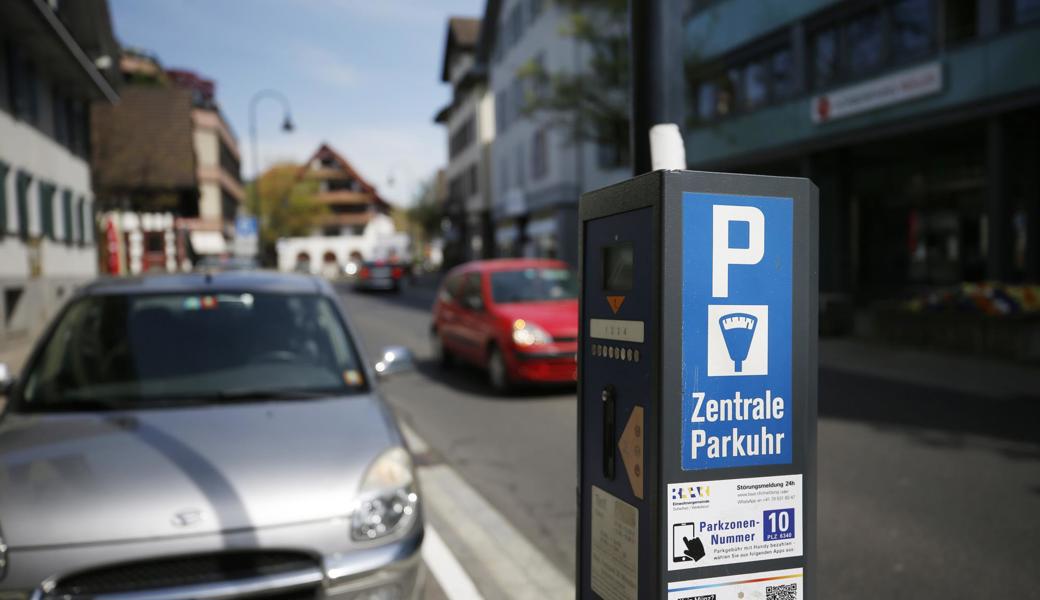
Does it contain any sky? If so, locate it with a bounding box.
[109,0,484,206]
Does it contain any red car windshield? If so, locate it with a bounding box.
[489,268,578,304]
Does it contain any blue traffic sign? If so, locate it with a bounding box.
[681,192,793,470]
[235,216,258,237]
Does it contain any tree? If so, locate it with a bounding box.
[518,0,630,167]
[247,163,325,256]
[406,176,443,241]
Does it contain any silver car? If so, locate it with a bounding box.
[0,272,424,600]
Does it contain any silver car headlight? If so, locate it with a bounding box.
[351,447,418,542]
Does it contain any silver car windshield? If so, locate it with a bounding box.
[18,292,367,410]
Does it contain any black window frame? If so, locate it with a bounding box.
[38,181,57,240]
[15,171,32,240]
[62,189,73,245]
[0,161,8,238]
[76,195,86,246]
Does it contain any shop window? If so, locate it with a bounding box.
[1008,0,1040,24]
[771,48,795,101]
[811,28,839,89]
[891,0,934,61]
[845,9,884,78]
[944,0,977,44]
[743,59,769,110]
[696,81,717,121]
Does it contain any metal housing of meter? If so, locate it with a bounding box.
[577,170,818,600]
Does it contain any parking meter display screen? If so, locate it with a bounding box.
[603,243,634,291]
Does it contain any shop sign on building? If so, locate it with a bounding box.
[811,62,943,124]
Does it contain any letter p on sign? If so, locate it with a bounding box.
[712,205,765,298]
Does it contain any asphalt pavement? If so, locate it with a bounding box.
[336,281,1040,599]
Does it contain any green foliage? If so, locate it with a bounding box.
[518,0,630,166]
[247,163,325,249]
[406,176,443,240]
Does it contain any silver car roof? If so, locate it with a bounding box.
[80,271,334,297]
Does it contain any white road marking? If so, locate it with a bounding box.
[402,422,574,600]
[422,524,484,600]
[400,418,431,455]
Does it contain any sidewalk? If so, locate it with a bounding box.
[819,337,1040,399]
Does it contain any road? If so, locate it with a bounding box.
[337,282,1040,598]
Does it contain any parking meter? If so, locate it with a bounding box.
[577,170,817,600]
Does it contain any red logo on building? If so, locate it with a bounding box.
[815,96,831,122]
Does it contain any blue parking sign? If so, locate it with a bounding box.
[681,192,793,470]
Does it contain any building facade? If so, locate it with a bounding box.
[436,17,496,267]
[91,55,243,273]
[480,0,629,266]
[0,0,118,342]
[276,144,408,276]
[680,0,1040,319]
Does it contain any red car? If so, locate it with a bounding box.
[430,259,578,392]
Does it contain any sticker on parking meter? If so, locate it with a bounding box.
[667,568,804,599]
[666,475,802,571]
[590,485,638,600]
[681,193,793,470]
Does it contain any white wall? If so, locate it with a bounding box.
[275,213,410,273]
[1,81,98,342]
[0,106,96,278]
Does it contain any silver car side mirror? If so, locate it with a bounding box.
[374,347,415,378]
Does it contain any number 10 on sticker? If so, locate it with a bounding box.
[763,508,795,541]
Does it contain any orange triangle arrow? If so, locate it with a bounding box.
[618,406,644,499]
[607,295,625,314]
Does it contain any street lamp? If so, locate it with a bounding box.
[248,89,294,264]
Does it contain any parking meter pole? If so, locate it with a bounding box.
[577,171,818,599]
[629,0,669,175]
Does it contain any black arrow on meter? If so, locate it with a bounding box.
[683,536,706,561]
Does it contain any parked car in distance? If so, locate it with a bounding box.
[430,259,578,392]
[350,259,407,292]
[0,271,424,600]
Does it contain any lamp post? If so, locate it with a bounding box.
[248,89,294,265]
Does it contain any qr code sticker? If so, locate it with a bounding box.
[766,583,798,600]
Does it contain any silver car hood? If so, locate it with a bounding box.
[0,395,398,548]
